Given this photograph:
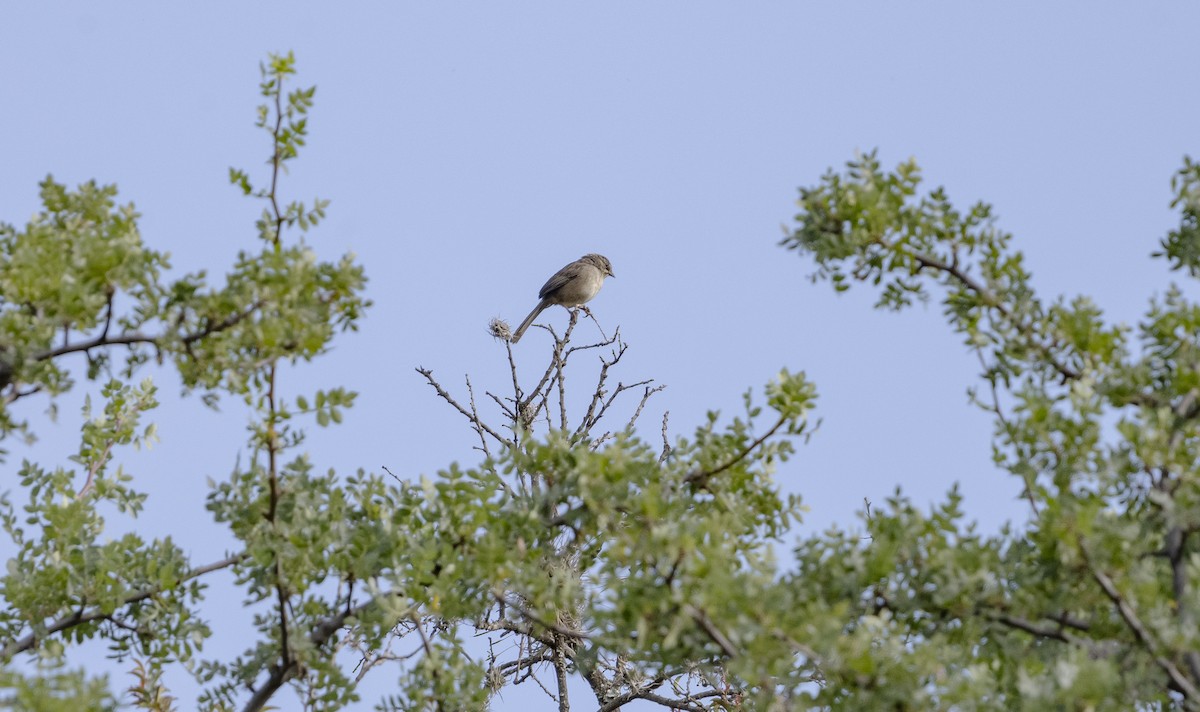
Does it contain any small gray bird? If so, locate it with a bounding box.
[511,253,615,343]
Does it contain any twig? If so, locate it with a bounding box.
[523,314,618,427]
[76,440,115,500]
[267,68,286,247]
[623,384,664,431]
[973,349,1039,516]
[6,385,41,405]
[579,377,652,439]
[100,290,114,341]
[573,344,626,436]
[465,375,493,460]
[553,317,574,431]
[491,649,555,679]
[624,690,712,711]
[579,305,609,342]
[417,367,515,449]
[685,605,737,658]
[596,677,715,712]
[523,325,569,415]
[381,465,402,485]
[507,338,523,418]
[659,411,672,464]
[485,391,516,422]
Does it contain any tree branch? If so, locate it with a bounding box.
[594,673,730,712]
[684,413,788,488]
[34,331,159,362]
[554,635,570,712]
[988,612,1082,645]
[2,553,245,659]
[908,247,1081,382]
[685,604,737,658]
[33,299,266,362]
[417,367,515,449]
[242,591,401,712]
[181,299,266,346]
[490,589,589,642]
[1084,547,1199,700]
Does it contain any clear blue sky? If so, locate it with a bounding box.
[3,3,1198,710]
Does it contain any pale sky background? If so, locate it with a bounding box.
[3,3,1199,710]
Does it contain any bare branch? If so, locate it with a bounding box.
[465,375,493,460]
[521,313,619,425]
[659,411,672,464]
[572,344,624,436]
[417,367,515,449]
[523,333,568,416]
[506,337,523,415]
[490,648,555,679]
[624,383,665,431]
[578,304,609,342]
[632,690,720,712]
[485,390,515,422]
[554,319,571,431]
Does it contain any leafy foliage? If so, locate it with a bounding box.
[780,152,1200,709]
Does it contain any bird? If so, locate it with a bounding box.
[511,253,614,344]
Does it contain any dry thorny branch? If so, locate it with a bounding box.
[407,309,746,711]
[417,309,667,458]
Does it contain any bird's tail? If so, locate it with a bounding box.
[511,299,549,344]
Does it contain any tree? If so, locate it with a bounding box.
[3,54,1200,712]
[776,151,1200,710]
[0,53,370,710]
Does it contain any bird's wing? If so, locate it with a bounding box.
[538,262,581,300]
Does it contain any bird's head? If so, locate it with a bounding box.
[582,253,614,278]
